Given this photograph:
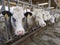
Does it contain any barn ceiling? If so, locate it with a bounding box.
[23,0,57,8]
[0,0,57,8]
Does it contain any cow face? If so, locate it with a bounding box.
[11,6,25,35]
[33,9,46,27]
[42,10,55,24]
[42,10,51,21]
[49,15,55,24]
[36,15,46,27]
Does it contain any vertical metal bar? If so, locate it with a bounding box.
[31,0,32,5]
[7,0,13,40]
[29,0,30,4]
[48,0,51,8]
[1,0,5,11]
[7,0,10,11]
[54,0,60,8]
[48,0,51,13]
[4,17,9,41]
[17,0,19,6]
[29,0,32,5]
[1,0,10,42]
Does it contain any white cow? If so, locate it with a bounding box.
[42,10,55,24]
[0,5,36,35]
[11,6,26,35]
[42,10,51,21]
[0,6,26,35]
[54,13,60,22]
[11,6,36,35]
[50,15,55,23]
[33,8,46,27]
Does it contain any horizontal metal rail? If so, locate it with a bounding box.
[5,26,43,45]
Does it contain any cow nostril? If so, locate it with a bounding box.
[15,30,25,35]
[17,31,22,34]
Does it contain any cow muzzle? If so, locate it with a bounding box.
[15,30,25,35]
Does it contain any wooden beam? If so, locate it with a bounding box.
[5,1,16,6]
[38,3,48,6]
[47,7,54,9]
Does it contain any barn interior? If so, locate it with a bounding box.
[0,0,60,45]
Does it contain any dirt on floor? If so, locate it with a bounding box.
[19,20,60,45]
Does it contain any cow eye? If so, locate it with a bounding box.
[13,18,16,22]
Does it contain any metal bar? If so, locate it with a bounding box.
[4,18,10,41]
[31,0,32,5]
[8,27,42,45]
[48,0,51,8]
[48,0,51,12]
[1,0,5,11]
[54,0,60,8]
[7,0,10,11]
[29,0,32,5]
[5,0,49,8]
[16,1,38,8]
[16,0,19,6]
[15,1,49,8]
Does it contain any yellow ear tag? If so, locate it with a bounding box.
[28,14,30,18]
[5,14,8,18]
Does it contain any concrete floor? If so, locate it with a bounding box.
[19,20,60,45]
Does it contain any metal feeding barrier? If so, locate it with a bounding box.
[0,0,14,44]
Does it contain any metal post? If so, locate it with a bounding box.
[7,0,10,11]
[1,0,5,11]
[48,0,51,8]
[29,0,32,5]
[17,0,19,6]
[31,0,32,5]
[54,0,60,8]
[48,0,51,13]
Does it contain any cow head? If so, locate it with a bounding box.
[49,15,55,24]
[33,9,46,27]
[42,10,51,21]
[11,6,26,35]
[1,6,26,36]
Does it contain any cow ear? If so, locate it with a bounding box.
[24,12,28,17]
[24,12,32,17]
[29,12,32,16]
[1,11,13,17]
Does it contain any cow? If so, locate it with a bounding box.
[33,8,46,27]
[42,10,55,24]
[0,6,25,36]
[54,13,60,22]
[10,6,26,35]
[0,5,37,36]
